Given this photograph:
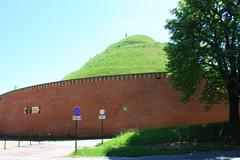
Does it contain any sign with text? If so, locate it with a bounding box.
[72,115,81,120]
[99,109,106,120]
[24,106,40,114]
[99,115,106,120]
[72,107,81,120]
[32,106,40,114]
[99,108,106,145]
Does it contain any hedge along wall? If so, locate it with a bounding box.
[0,72,228,137]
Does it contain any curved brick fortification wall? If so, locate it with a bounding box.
[0,73,228,137]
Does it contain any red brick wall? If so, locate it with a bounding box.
[0,73,228,137]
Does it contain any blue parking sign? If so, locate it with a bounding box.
[72,107,81,120]
[73,107,80,116]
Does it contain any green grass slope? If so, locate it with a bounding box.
[73,123,240,157]
[64,35,167,80]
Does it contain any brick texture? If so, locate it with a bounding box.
[0,73,228,137]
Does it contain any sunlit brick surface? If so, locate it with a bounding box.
[0,73,227,137]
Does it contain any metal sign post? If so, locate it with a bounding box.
[99,109,106,145]
[75,120,77,153]
[18,135,20,147]
[48,133,51,143]
[4,136,6,150]
[72,107,81,154]
[30,135,32,145]
[101,119,103,144]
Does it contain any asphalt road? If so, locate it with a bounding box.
[0,139,240,160]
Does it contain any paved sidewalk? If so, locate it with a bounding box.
[0,139,104,159]
[0,139,240,160]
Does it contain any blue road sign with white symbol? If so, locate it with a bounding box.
[73,107,81,116]
[72,107,81,120]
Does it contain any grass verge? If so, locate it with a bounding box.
[74,144,239,157]
[72,122,240,157]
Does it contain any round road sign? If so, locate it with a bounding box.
[73,107,81,116]
[99,109,105,115]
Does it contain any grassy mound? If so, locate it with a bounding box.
[73,122,240,157]
[64,35,167,80]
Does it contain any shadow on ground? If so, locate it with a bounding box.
[104,123,240,158]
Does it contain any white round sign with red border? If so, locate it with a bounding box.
[99,109,106,119]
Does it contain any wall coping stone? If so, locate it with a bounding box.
[0,72,168,97]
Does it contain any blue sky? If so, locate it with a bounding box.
[0,0,178,94]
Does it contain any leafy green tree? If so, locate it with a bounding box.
[165,0,240,123]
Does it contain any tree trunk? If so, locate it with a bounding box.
[227,82,240,123]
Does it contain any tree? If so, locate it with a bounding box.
[165,0,240,123]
